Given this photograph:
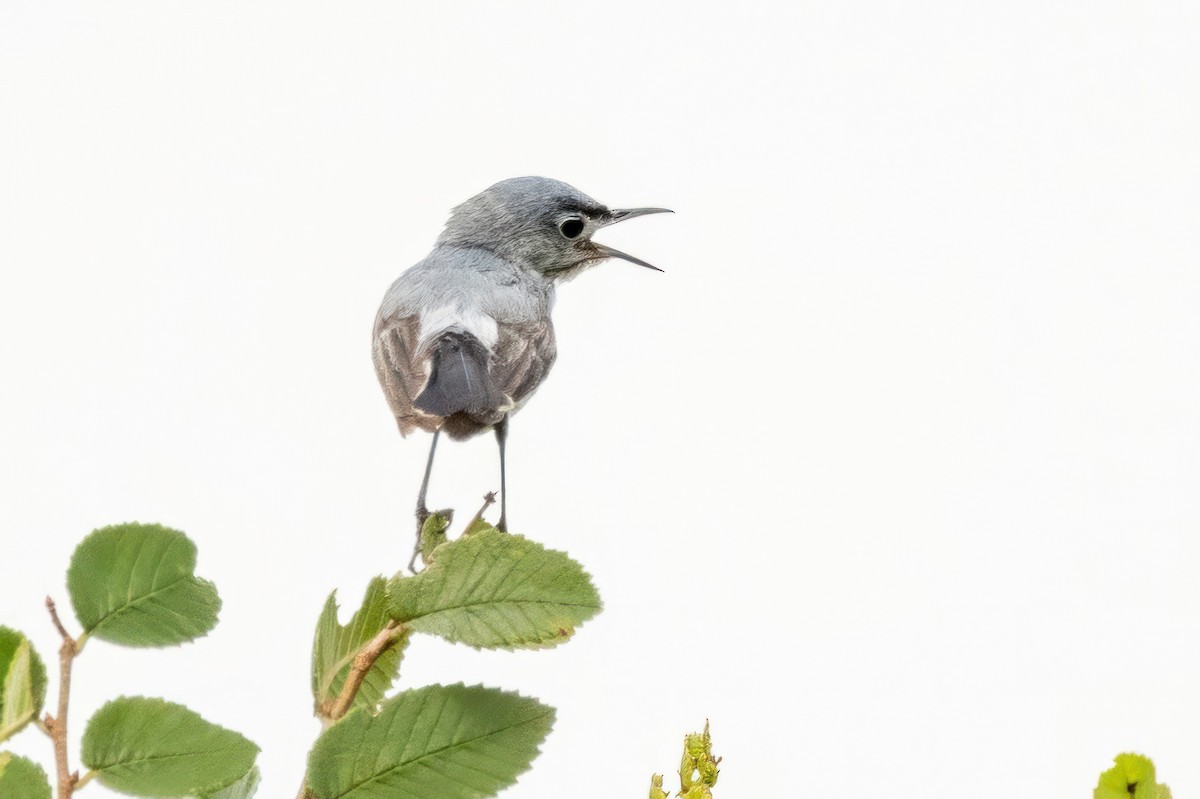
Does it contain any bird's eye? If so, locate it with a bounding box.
[558,217,585,239]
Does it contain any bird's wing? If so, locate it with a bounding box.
[372,312,439,436]
[491,319,557,408]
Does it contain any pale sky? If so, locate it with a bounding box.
[2,2,1199,797]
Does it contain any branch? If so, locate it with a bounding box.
[325,621,406,721]
[298,620,407,799]
[44,596,81,799]
[298,623,408,796]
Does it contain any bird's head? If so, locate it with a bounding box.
[438,176,671,280]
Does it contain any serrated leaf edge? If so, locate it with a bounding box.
[388,531,603,650]
[83,695,260,796]
[67,523,222,647]
[311,683,555,799]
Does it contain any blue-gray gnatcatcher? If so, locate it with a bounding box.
[372,176,670,564]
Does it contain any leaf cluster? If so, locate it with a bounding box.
[9,516,1172,799]
[300,517,601,799]
[1,522,259,798]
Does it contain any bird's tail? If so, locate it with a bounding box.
[414,331,507,420]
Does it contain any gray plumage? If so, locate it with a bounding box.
[372,231,558,442]
[372,176,669,546]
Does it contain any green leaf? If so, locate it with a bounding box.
[67,522,221,647]
[388,527,602,649]
[1095,753,1172,799]
[0,627,48,743]
[307,684,554,799]
[0,752,52,799]
[419,511,452,564]
[200,765,260,799]
[81,696,259,797]
[312,577,408,717]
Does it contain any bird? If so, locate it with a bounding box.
[372,176,670,566]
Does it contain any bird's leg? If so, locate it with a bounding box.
[495,415,509,532]
[409,428,441,572]
[415,428,441,523]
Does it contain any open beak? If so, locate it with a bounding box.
[591,242,665,272]
[595,207,673,272]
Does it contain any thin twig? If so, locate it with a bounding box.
[462,492,497,534]
[44,596,80,799]
[47,598,71,641]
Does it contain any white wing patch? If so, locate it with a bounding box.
[417,304,499,350]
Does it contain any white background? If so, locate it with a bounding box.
[2,2,1198,796]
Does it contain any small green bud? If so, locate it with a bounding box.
[1095,754,1171,799]
[677,722,719,796]
[419,511,452,562]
